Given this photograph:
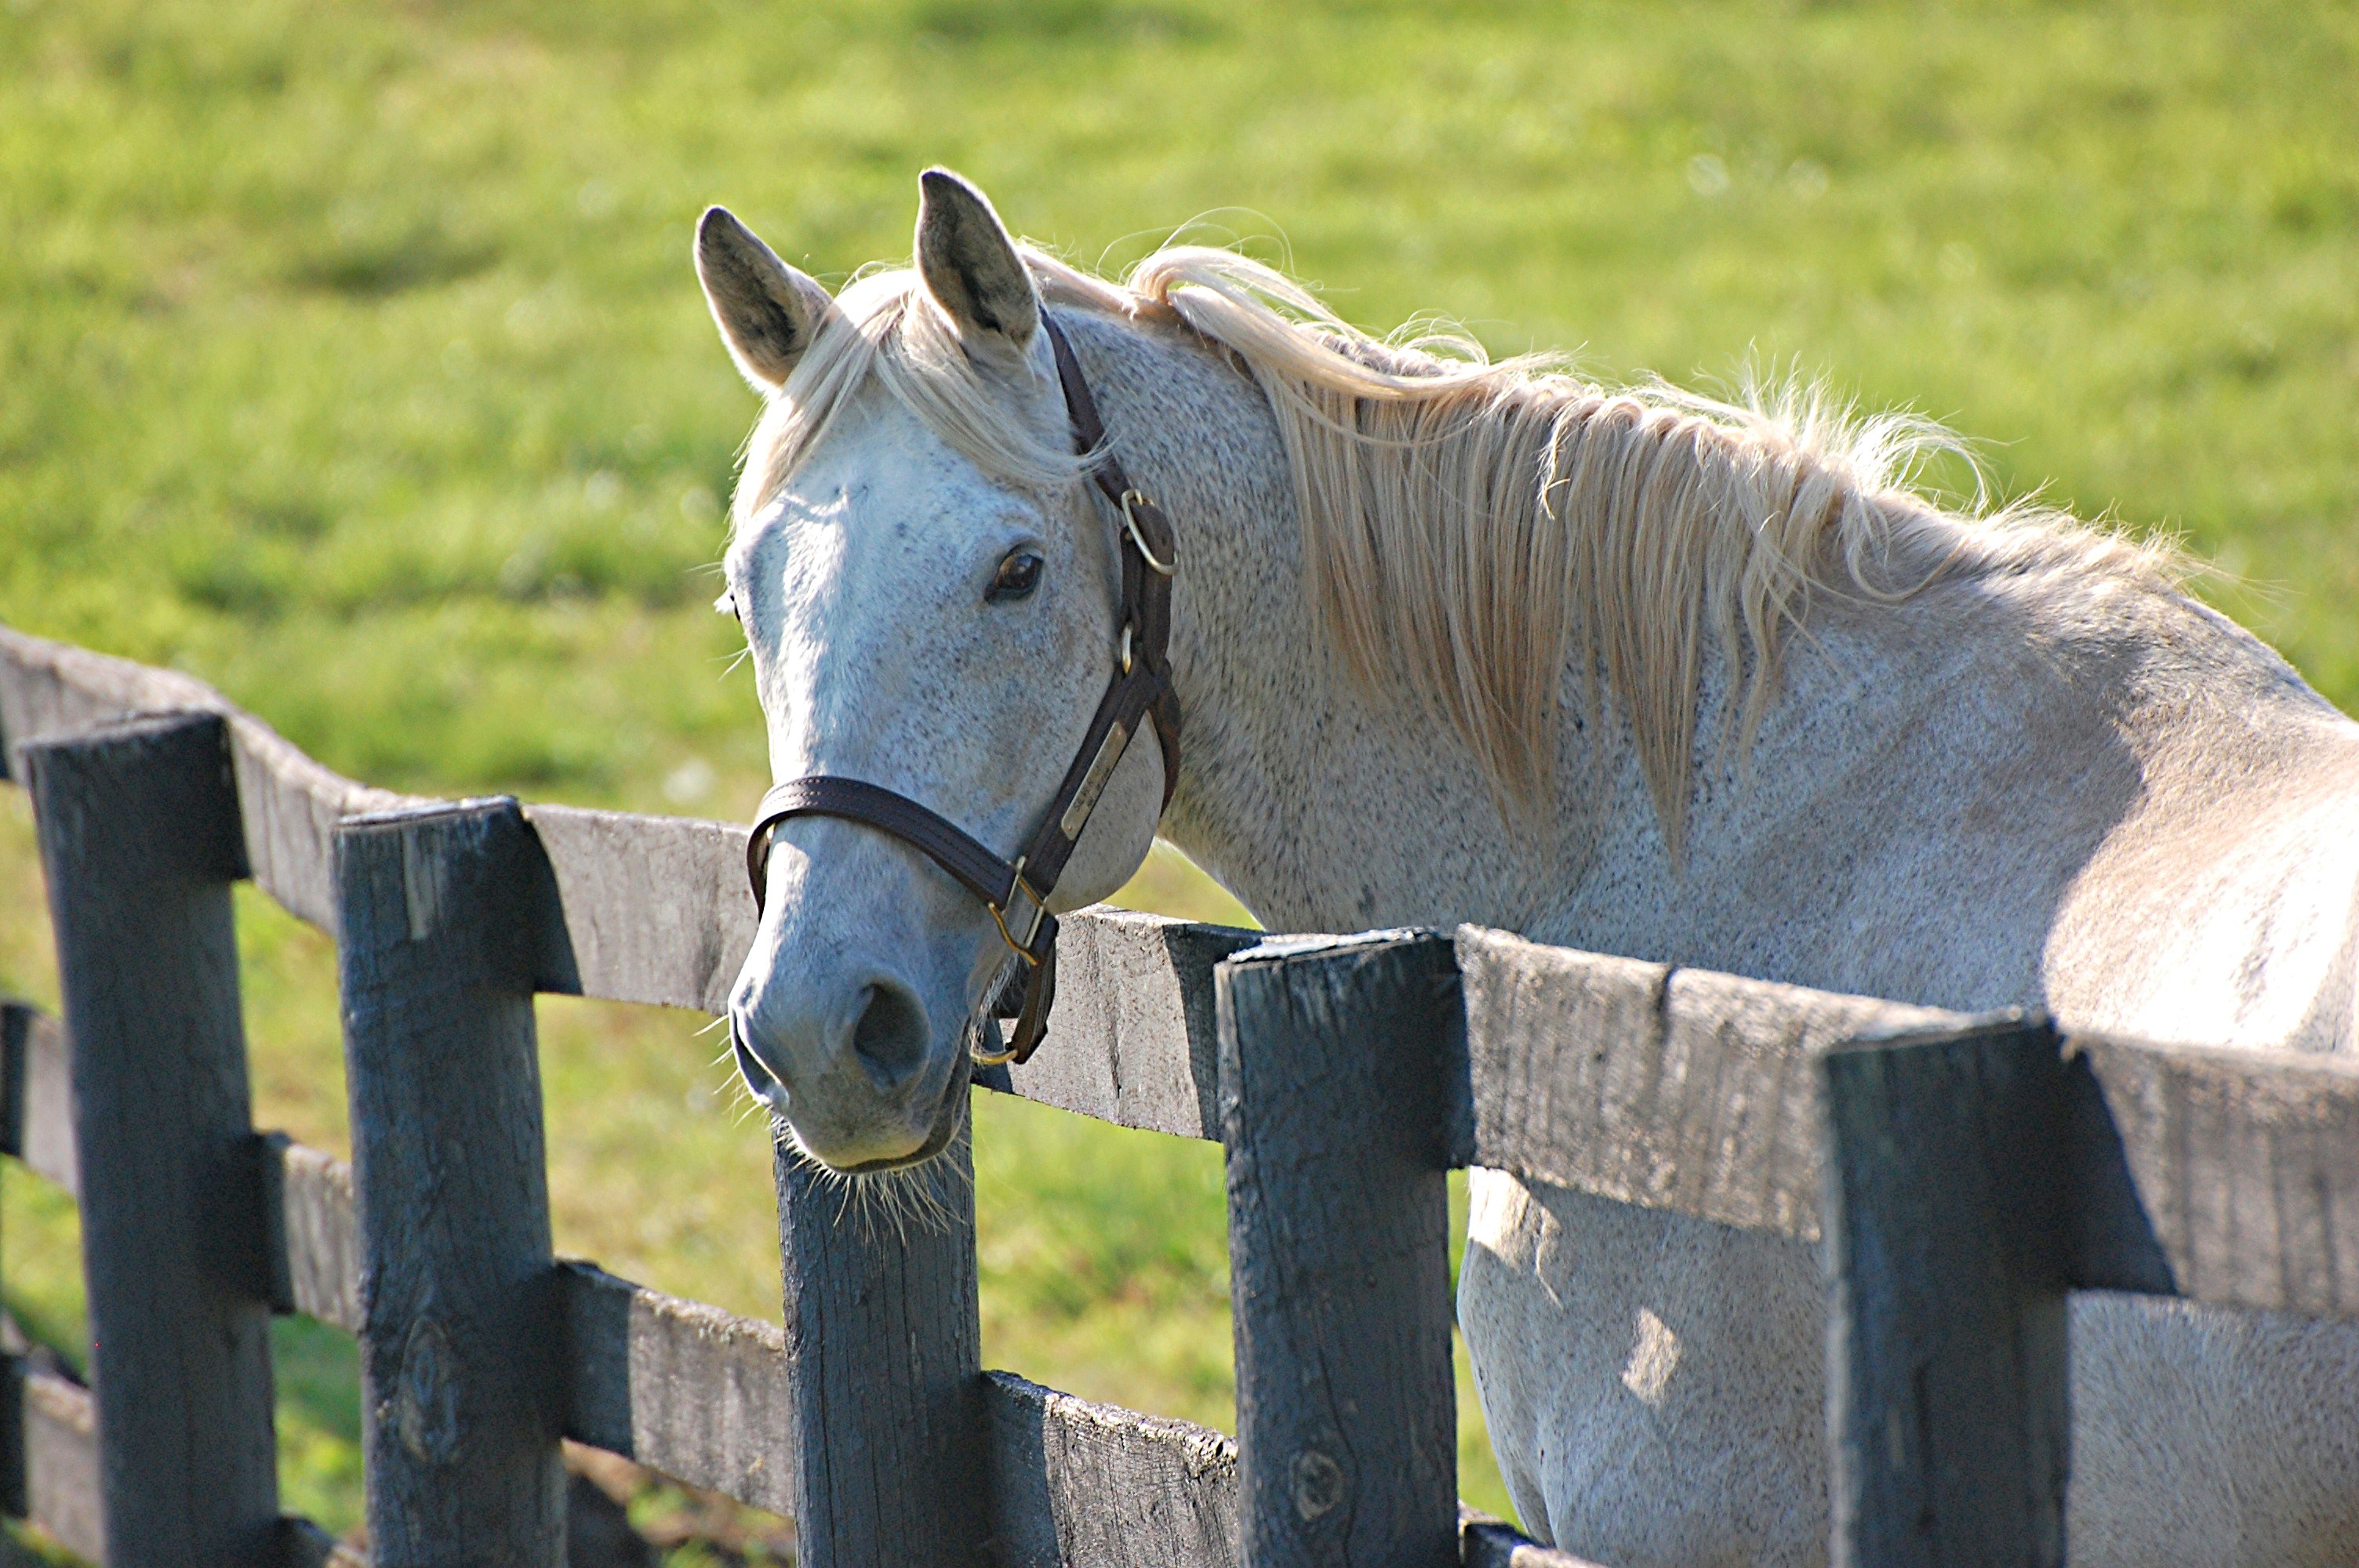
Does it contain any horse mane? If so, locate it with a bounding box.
[734,243,2175,855]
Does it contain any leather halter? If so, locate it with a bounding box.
[743,314,1181,1067]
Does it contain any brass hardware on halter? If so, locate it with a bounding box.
[975,862,1050,1067]
[968,1031,1021,1069]
[988,859,1047,965]
[1060,720,1131,838]
[1120,491,1177,577]
[741,314,1176,1075]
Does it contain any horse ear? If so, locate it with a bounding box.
[914,168,1040,355]
[695,207,831,393]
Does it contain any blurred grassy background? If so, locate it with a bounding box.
[2,0,2355,1552]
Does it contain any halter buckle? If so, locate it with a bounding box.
[1120,491,1178,577]
[969,1033,1022,1068]
[990,859,1048,964]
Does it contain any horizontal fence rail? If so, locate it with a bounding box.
[0,626,1590,1566]
[2,619,2355,1566]
[0,1006,1248,1564]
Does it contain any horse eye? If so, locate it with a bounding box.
[988,550,1044,603]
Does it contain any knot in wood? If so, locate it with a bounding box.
[1291,1446,1346,1521]
[396,1315,460,1465]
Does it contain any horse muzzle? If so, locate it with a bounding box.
[729,922,977,1172]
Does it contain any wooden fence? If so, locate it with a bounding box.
[0,620,2353,1568]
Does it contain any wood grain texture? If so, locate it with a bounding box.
[558,1261,794,1516]
[1219,931,1460,1568]
[520,805,751,1013]
[1820,1018,2071,1568]
[2067,1033,2359,1316]
[0,623,753,1014]
[2,625,1247,1062]
[336,799,564,1565]
[0,625,229,778]
[1456,1508,1612,1568]
[19,1364,104,1566]
[776,1125,985,1568]
[0,1006,76,1199]
[0,626,412,930]
[20,619,2359,1567]
[264,1138,365,1333]
[22,711,283,1567]
[985,1369,1239,1568]
[984,910,1261,1139]
[1456,925,1960,1240]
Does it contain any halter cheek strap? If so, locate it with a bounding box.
[743,312,1180,1067]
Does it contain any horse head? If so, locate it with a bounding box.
[700,172,1168,1172]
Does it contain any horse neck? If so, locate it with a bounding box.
[1073,309,1588,933]
[1076,306,1885,940]
[1073,310,2330,1014]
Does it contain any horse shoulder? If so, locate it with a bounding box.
[2037,587,2359,1054]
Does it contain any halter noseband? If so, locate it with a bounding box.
[743,313,1182,1068]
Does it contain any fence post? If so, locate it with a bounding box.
[1819,1016,2071,1568]
[1217,931,1461,1568]
[774,1121,986,1566]
[20,711,280,1566]
[336,798,565,1565]
[0,1000,28,1528]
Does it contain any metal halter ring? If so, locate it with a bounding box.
[1120,491,1177,577]
[742,315,1177,1075]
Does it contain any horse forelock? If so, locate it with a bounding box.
[729,263,1087,539]
[726,238,2179,855]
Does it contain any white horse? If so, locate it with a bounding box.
[705,169,2359,1566]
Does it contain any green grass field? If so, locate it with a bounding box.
[2,0,2355,1552]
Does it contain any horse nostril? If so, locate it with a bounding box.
[732,1023,784,1104]
[849,980,929,1087]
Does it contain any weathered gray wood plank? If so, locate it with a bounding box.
[1821,1017,2071,1568]
[336,799,564,1564]
[0,623,756,1012]
[520,806,751,1014]
[1456,925,1955,1241]
[28,616,2358,1269]
[984,1370,1238,1568]
[0,626,412,930]
[2068,1033,2359,1316]
[0,1006,76,1199]
[88,1131,800,1524]
[22,624,2359,1568]
[776,1124,985,1568]
[23,711,283,1566]
[0,626,227,778]
[2,626,1255,1085]
[1219,931,1460,1568]
[983,911,1260,1140]
[261,1138,364,1334]
[18,1363,104,1566]
[558,1261,793,1516]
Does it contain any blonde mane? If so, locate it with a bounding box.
[736,244,2173,852]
